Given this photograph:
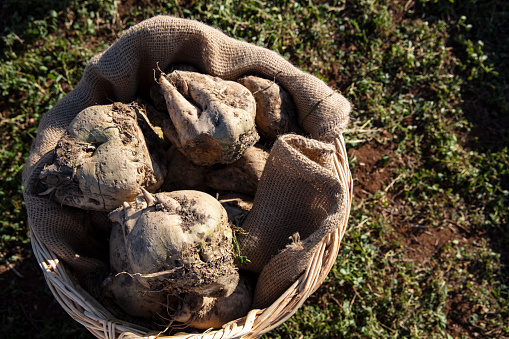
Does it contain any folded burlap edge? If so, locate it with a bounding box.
[236,134,346,308]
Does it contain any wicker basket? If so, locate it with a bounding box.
[30,135,352,339]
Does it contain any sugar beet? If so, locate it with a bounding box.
[159,71,259,166]
[108,189,239,298]
[38,103,165,212]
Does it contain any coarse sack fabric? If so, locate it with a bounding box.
[22,16,351,313]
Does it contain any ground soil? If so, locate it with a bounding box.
[348,141,397,198]
[346,141,489,338]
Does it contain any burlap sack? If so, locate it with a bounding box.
[237,135,347,308]
[22,15,350,324]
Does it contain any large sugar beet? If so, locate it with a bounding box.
[102,269,252,329]
[38,103,165,212]
[207,144,270,196]
[108,189,239,298]
[159,71,259,166]
[160,147,210,192]
[237,75,302,141]
[101,273,175,321]
[173,274,253,329]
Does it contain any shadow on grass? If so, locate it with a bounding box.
[0,250,94,339]
[0,0,72,52]
[409,0,509,286]
[412,0,509,152]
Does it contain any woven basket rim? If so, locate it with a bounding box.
[30,135,352,339]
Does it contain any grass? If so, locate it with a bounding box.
[1,0,508,338]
